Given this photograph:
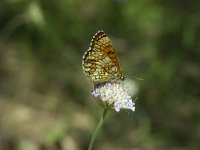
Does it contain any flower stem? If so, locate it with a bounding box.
[88,108,108,150]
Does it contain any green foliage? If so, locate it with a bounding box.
[0,0,200,149]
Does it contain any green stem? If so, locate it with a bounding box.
[88,108,108,150]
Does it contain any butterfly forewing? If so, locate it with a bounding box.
[82,31,124,83]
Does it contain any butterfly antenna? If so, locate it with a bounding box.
[133,77,144,81]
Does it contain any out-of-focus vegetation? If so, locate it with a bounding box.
[0,0,200,150]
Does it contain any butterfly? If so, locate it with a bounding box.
[82,31,124,83]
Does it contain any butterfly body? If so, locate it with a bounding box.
[82,31,124,83]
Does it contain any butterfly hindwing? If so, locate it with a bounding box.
[82,31,124,83]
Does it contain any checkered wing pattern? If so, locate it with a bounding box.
[82,31,124,83]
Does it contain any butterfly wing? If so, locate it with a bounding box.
[82,31,124,83]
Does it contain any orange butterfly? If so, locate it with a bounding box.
[82,31,124,83]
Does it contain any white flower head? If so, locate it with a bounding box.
[92,81,136,112]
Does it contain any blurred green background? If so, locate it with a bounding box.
[0,0,200,150]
